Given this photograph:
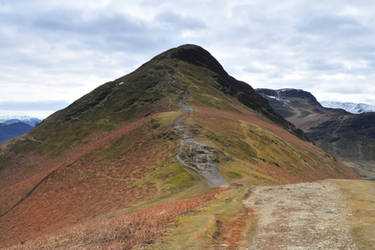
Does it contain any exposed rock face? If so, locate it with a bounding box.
[174,92,227,187]
[257,88,375,178]
[176,127,228,186]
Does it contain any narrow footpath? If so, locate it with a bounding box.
[173,92,227,187]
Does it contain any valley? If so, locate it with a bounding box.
[257,88,375,179]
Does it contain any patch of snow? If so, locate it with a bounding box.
[279,88,299,92]
[320,101,375,114]
[118,81,125,86]
[265,95,290,104]
[266,95,280,101]
[280,89,290,92]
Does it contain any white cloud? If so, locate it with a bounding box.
[1,0,375,120]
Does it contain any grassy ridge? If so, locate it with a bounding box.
[189,111,340,184]
[0,45,360,249]
[6,59,183,158]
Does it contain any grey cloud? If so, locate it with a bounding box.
[1,0,375,109]
[244,66,267,74]
[27,8,204,55]
[297,15,368,37]
[0,101,69,111]
[321,83,368,94]
[33,11,144,35]
[308,59,343,72]
[155,11,206,30]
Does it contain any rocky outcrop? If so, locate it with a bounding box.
[174,92,227,187]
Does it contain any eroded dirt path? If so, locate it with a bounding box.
[174,92,227,187]
[244,180,357,250]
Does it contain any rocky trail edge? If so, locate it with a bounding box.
[174,92,227,187]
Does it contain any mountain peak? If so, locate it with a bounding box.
[155,44,226,76]
[257,88,321,107]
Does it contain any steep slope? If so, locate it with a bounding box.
[0,122,33,143]
[0,45,358,248]
[257,88,375,179]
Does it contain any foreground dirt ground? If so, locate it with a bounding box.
[244,179,374,250]
[5,179,373,249]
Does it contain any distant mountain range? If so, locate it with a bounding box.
[320,101,375,114]
[0,116,41,127]
[257,88,375,179]
[0,116,41,143]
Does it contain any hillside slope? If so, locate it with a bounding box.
[0,45,358,248]
[257,88,375,179]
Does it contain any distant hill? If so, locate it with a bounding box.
[257,88,375,179]
[320,101,375,114]
[0,116,41,127]
[0,117,41,143]
[0,122,33,143]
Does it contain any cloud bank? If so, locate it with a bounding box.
[1,0,375,118]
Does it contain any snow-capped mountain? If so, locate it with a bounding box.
[320,101,375,114]
[0,116,41,127]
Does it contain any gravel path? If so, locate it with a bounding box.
[173,92,227,187]
[244,180,357,250]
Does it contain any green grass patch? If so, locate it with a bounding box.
[129,156,200,194]
[246,214,258,244]
[96,133,136,163]
[351,225,375,250]
[188,112,332,183]
[175,61,242,113]
[153,111,181,127]
[334,180,375,250]
[164,163,199,192]
[0,150,9,169]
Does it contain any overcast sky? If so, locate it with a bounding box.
[1,0,375,118]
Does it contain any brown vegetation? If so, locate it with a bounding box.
[0,112,179,247]
[9,189,222,249]
[213,190,255,249]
